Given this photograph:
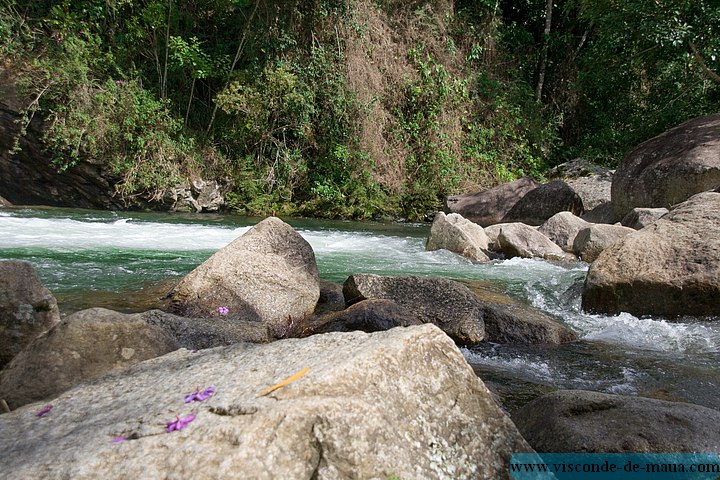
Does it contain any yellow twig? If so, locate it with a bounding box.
[257,367,310,397]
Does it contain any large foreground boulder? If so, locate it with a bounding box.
[582,191,720,316]
[0,325,532,479]
[0,260,60,369]
[426,212,491,261]
[167,217,320,336]
[502,180,583,226]
[445,177,540,227]
[612,114,720,221]
[513,390,720,453]
[343,274,486,345]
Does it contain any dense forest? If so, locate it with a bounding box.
[1,0,719,219]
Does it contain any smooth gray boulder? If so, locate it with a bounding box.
[496,223,576,261]
[502,180,584,226]
[612,114,720,221]
[343,274,486,345]
[582,192,720,316]
[572,224,636,263]
[426,212,491,262]
[513,390,720,453]
[166,217,320,337]
[0,260,60,369]
[445,177,540,227]
[621,207,669,230]
[538,211,592,252]
[0,325,532,479]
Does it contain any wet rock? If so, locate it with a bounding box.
[425,212,491,262]
[313,280,346,316]
[162,179,226,213]
[0,195,11,206]
[459,280,577,345]
[502,180,584,226]
[513,390,720,453]
[572,224,636,263]
[0,325,532,478]
[445,177,540,227]
[343,274,486,345]
[496,223,576,261]
[582,191,720,316]
[620,207,669,230]
[308,299,423,334]
[0,260,60,369]
[538,212,592,252]
[166,217,320,337]
[612,114,720,221]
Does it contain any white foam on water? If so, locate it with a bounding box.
[0,214,247,251]
[460,347,559,384]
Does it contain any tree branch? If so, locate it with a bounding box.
[689,40,720,83]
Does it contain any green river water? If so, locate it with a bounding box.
[1,206,718,413]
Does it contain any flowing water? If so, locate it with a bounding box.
[1,207,718,412]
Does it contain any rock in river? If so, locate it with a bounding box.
[582,191,720,317]
[166,217,320,337]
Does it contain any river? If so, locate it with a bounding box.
[1,207,718,412]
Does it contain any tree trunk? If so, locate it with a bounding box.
[535,0,554,102]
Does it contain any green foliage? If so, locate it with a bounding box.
[3,0,719,217]
[566,0,720,164]
[45,78,198,200]
[394,49,467,219]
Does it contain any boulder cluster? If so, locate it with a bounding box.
[439,114,720,319]
[1,114,719,477]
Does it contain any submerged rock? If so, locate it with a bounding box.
[166,217,320,337]
[0,260,60,369]
[0,325,532,479]
[513,390,720,453]
[425,212,491,262]
[582,191,720,316]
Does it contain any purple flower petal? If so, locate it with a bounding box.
[217,306,229,316]
[184,387,215,403]
[166,414,196,433]
[36,405,53,417]
[111,436,126,443]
